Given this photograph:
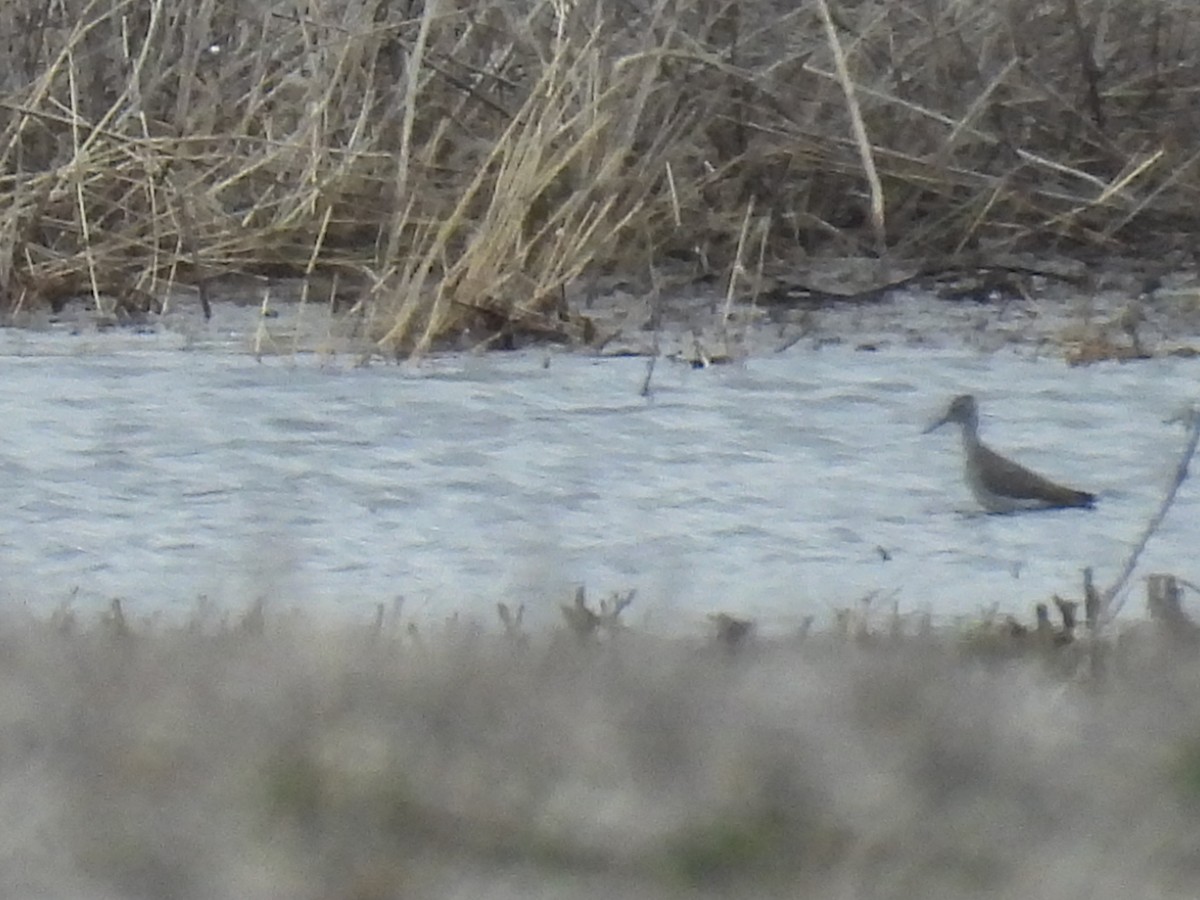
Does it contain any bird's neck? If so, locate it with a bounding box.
[958,420,982,453]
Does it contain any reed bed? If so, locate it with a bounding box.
[0,593,1198,899]
[1,0,1197,352]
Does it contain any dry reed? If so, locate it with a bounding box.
[1,0,1198,352]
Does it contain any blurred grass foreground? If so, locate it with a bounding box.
[1,0,1198,351]
[3,597,1200,899]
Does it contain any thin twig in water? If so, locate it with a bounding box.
[254,286,273,361]
[641,255,663,398]
[640,356,656,398]
[1103,404,1200,621]
[721,198,754,348]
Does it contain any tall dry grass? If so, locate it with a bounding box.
[1,0,1197,351]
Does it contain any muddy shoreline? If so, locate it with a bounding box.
[4,256,1199,365]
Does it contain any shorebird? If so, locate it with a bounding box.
[924,394,1096,513]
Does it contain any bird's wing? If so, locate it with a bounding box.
[974,442,1093,506]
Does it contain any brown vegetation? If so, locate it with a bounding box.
[1,0,1197,352]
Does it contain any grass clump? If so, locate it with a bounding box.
[1,0,1198,351]
[662,809,852,887]
[664,813,790,885]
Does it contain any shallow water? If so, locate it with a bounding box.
[0,317,1195,631]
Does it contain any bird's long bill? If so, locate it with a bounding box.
[922,414,950,434]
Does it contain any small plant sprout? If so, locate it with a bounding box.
[497,603,528,648]
[560,586,635,641]
[709,613,753,651]
[105,597,130,640]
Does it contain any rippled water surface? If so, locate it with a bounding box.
[1,323,1195,631]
